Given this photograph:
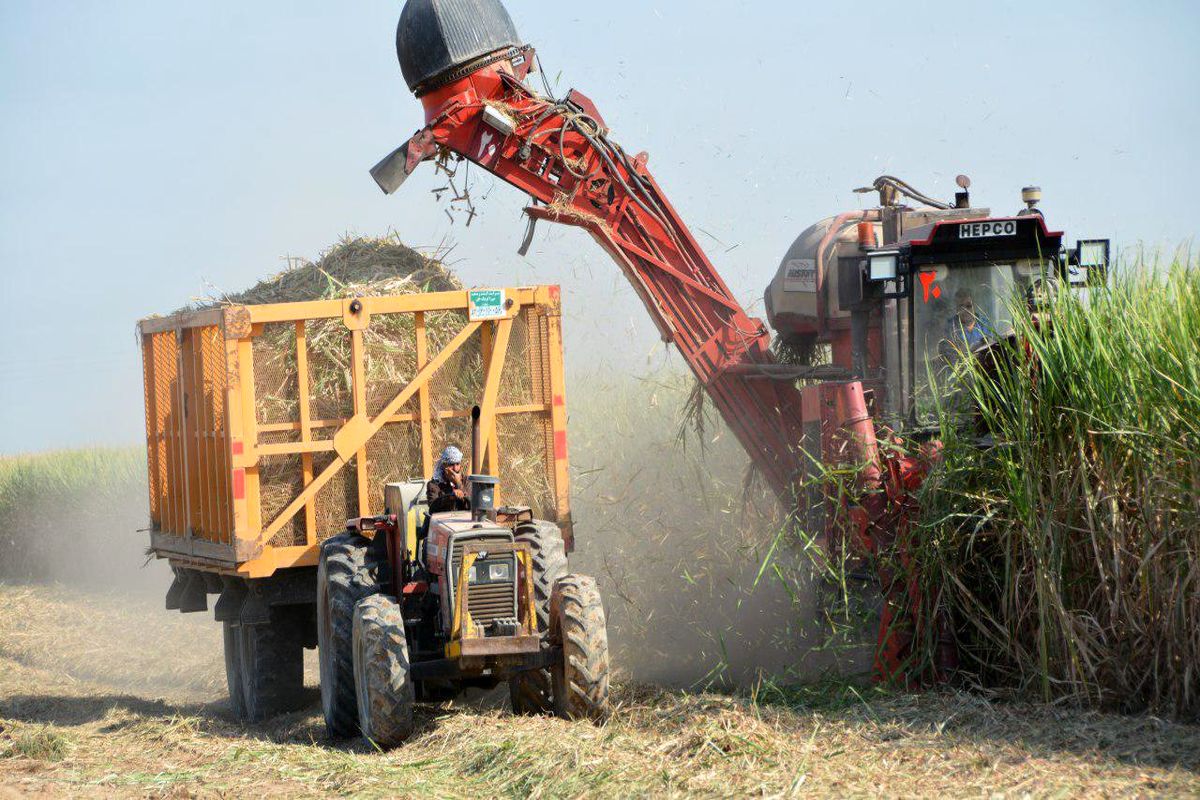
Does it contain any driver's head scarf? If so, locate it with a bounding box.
[433,445,463,481]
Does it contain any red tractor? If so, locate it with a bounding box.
[372,0,1109,681]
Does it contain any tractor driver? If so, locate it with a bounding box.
[426,445,471,513]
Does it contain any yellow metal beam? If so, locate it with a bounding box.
[295,320,317,544]
[545,298,574,549]
[476,317,513,470]
[254,403,550,434]
[238,288,534,326]
[415,311,433,478]
[237,544,319,578]
[175,330,196,540]
[136,286,563,334]
[351,329,371,515]
[236,337,262,558]
[223,335,247,546]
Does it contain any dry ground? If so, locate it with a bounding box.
[0,584,1197,799]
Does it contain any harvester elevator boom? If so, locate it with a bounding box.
[375,48,809,499]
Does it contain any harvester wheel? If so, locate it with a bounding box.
[239,614,305,722]
[317,532,381,738]
[222,620,247,720]
[352,594,414,749]
[508,519,567,714]
[550,574,611,722]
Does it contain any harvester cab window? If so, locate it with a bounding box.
[910,259,1049,421]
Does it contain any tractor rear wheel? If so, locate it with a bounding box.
[239,613,306,722]
[550,574,611,721]
[508,519,567,714]
[317,532,382,738]
[222,620,247,720]
[352,594,415,749]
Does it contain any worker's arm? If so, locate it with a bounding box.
[427,478,471,513]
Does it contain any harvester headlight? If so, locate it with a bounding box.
[1071,239,1111,286]
[868,251,900,282]
[1076,239,1110,268]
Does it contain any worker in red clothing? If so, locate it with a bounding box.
[426,445,470,513]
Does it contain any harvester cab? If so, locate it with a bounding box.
[318,408,611,749]
[766,176,1111,428]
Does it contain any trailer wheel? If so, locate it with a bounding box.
[239,614,305,722]
[550,574,611,722]
[222,621,247,720]
[352,594,414,749]
[317,532,381,738]
[508,520,567,714]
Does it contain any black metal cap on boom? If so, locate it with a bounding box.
[396,0,522,95]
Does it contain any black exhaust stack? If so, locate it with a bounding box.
[470,405,482,475]
[468,404,498,522]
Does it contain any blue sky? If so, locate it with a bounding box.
[1,1,1197,454]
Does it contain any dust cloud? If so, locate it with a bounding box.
[0,464,229,701]
[0,476,173,596]
[566,369,872,688]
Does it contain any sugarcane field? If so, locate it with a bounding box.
[2,2,1199,798]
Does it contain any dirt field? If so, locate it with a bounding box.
[1,584,1197,798]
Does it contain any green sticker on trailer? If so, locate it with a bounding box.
[468,289,507,320]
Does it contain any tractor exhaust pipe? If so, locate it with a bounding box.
[468,405,498,522]
[471,405,482,476]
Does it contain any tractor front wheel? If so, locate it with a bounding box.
[352,594,415,749]
[550,574,611,722]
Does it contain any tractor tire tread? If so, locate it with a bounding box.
[318,532,380,738]
[352,594,415,749]
[550,574,611,722]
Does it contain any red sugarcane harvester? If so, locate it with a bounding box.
[371,0,1110,683]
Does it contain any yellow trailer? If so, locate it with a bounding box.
[137,285,574,719]
[139,285,572,577]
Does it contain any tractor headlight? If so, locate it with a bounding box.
[467,559,512,583]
